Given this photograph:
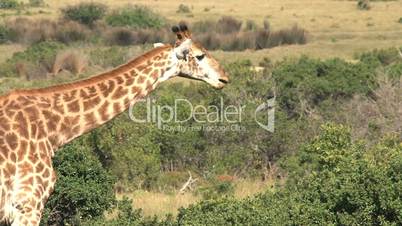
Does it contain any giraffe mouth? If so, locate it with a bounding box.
[178,73,226,89]
[177,73,203,82]
[218,79,228,84]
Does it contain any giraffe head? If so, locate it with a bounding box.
[167,24,229,89]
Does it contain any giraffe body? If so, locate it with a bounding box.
[0,24,228,225]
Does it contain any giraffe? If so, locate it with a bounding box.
[0,24,229,226]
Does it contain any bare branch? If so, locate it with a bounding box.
[179,171,198,195]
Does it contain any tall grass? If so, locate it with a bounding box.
[117,178,274,217]
[1,15,307,51]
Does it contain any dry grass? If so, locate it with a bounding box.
[1,0,402,63]
[211,38,402,64]
[116,179,274,218]
[52,50,87,75]
[39,0,402,32]
[0,44,25,63]
[116,190,200,218]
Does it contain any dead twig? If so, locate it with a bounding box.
[178,171,198,195]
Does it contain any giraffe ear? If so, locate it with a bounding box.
[171,26,180,33]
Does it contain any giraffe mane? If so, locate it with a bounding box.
[3,45,173,97]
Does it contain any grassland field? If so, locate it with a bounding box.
[1,0,402,64]
[1,0,401,219]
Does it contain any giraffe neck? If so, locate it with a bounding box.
[3,45,175,155]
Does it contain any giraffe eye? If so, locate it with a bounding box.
[196,54,206,61]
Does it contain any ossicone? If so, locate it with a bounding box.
[179,22,188,32]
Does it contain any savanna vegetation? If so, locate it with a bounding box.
[0,0,401,225]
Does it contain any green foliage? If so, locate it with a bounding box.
[358,47,402,66]
[0,41,65,77]
[0,0,19,9]
[62,2,107,26]
[358,47,402,79]
[88,114,161,190]
[272,56,376,117]
[106,5,165,29]
[89,46,129,68]
[197,180,235,200]
[387,62,402,79]
[0,24,13,44]
[173,124,402,225]
[399,17,402,24]
[82,197,144,226]
[41,142,116,225]
[176,198,268,225]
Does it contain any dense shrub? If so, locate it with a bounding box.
[89,46,129,68]
[173,124,402,225]
[62,2,107,26]
[5,17,56,44]
[255,25,307,49]
[216,16,242,33]
[4,18,91,44]
[0,0,19,9]
[358,47,402,66]
[0,41,65,78]
[197,179,235,200]
[87,114,161,190]
[105,27,135,46]
[0,25,13,43]
[357,47,402,80]
[106,5,165,29]
[56,20,91,43]
[41,142,116,225]
[82,197,144,226]
[272,56,376,117]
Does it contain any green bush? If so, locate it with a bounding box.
[0,0,19,9]
[41,142,116,225]
[0,25,13,43]
[358,47,402,80]
[89,46,129,68]
[387,62,402,79]
[399,17,402,24]
[87,114,161,190]
[62,2,107,26]
[358,47,401,66]
[272,56,376,117]
[197,178,235,200]
[173,124,402,225]
[0,41,65,77]
[106,5,165,29]
[82,197,144,226]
